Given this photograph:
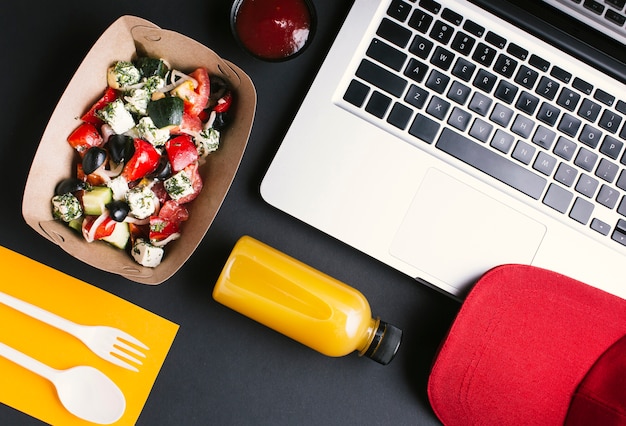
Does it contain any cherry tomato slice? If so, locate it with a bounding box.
[122,139,161,182]
[165,134,198,173]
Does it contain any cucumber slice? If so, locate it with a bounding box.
[83,187,113,215]
[101,221,130,249]
[68,217,84,232]
[147,96,183,128]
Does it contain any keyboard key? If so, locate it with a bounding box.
[447,80,471,104]
[533,151,557,175]
[377,18,413,48]
[365,91,392,118]
[555,163,578,186]
[490,103,514,127]
[463,20,485,37]
[569,197,594,224]
[405,84,429,108]
[448,107,472,131]
[344,79,370,107]
[426,96,451,119]
[511,114,535,138]
[575,173,600,197]
[583,0,605,15]
[578,98,602,122]
[607,222,626,243]
[435,128,547,199]
[452,57,476,81]
[618,170,626,190]
[600,135,624,159]
[579,124,602,148]
[516,91,540,115]
[618,196,626,216]
[450,32,476,56]
[358,59,408,97]
[408,9,434,33]
[410,34,434,59]
[404,58,429,83]
[473,68,497,93]
[607,9,626,26]
[575,147,599,171]
[468,92,492,116]
[387,0,413,22]
[528,54,550,72]
[537,103,560,126]
[506,43,528,60]
[512,140,536,165]
[535,76,560,101]
[485,31,507,49]
[472,43,497,66]
[490,129,514,153]
[387,102,414,129]
[606,0,626,10]
[441,8,463,25]
[543,183,573,213]
[494,80,518,104]
[426,69,450,94]
[591,218,611,236]
[470,118,494,142]
[409,113,440,143]
[594,88,615,106]
[616,100,626,115]
[493,54,518,78]
[550,66,572,83]
[430,46,455,70]
[533,125,557,149]
[515,65,539,89]
[429,20,455,44]
[595,158,619,182]
[557,113,581,137]
[597,184,620,209]
[611,219,626,245]
[573,77,593,95]
[598,110,623,133]
[419,0,441,14]
[557,88,581,111]
[554,137,577,161]
[367,39,408,71]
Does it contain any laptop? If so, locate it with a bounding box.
[260,0,626,300]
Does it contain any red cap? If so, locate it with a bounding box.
[427,264,626,426]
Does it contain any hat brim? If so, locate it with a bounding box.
[427,264,626,425]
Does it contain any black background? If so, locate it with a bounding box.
[1,1,460,424]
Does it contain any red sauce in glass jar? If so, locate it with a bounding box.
[233,0,314,61]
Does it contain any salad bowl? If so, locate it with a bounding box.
[22,16,256,284]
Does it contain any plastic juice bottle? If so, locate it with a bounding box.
[212,236,402,364]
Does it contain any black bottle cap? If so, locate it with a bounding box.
[363,320,403,365]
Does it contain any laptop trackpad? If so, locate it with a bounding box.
[390,168,546,292]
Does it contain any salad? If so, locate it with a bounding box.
[51,56,233,268]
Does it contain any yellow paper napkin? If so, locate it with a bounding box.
[0,245,179,425]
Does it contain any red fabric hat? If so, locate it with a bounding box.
[427,264,626,426]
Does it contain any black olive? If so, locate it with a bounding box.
[54,178,86,195]
[209,77,228,102]
[107,134,135,164]
[212,112,229,130]
[148,155,172,180]
[107,200,130,222]
[82,147,108,175]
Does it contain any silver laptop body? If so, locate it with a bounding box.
[261,0,626,299]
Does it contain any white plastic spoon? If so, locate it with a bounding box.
[0,341,126,424]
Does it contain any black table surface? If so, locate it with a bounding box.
[1,1,462,424]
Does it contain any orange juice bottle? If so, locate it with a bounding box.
[212,236,402,364]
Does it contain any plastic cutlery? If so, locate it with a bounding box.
[0,290,148,371]
[0,341,125,424]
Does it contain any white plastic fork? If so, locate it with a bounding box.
[0,290,148,372]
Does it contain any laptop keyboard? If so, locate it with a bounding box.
[338,0,626,249]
